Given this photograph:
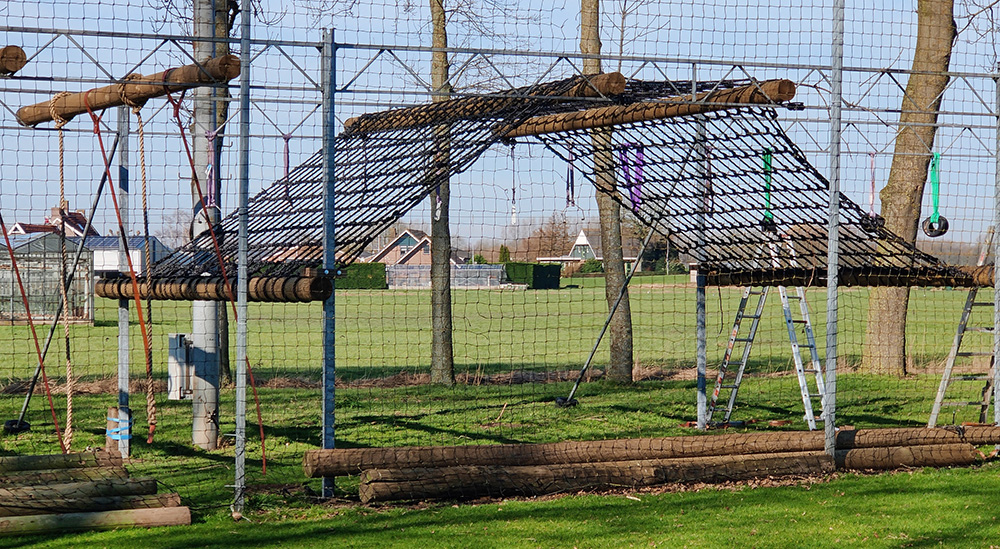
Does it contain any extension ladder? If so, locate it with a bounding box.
[707,239,827,429]
[928,228,996,427]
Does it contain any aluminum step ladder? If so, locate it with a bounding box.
[928,229,996,427]
[707,239,827,429]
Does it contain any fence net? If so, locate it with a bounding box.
[0,0,998,516]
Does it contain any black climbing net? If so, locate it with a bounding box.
[150,75,969,289]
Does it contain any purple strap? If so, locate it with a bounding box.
[619,145,644,212]
[566,151,576,207]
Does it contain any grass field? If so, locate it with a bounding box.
[0,276,997,546]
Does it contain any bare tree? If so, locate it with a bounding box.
[862,0,956,376]
[582,0,634,383]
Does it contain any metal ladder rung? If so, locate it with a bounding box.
[741,314,761,320]
[965,327,994,333]
[972,302,994,307]
[956,352,992,357]
[719,384,739,390]
[953,375,989,381]
[733,337,754,343]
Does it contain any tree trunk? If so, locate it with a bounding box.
[429,0,454,385]
[862,0,954,376]
[582,0,633,382]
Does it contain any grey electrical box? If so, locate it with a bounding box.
[167,333,193,400]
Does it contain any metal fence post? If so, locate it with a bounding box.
[993,65,1000,431]
[233,0,252,514]
[825,0,846,456]
[694,63,708,429]
[116,106,131,458]
[321,28,338,499]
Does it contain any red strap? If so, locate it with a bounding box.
[84,90,158,444]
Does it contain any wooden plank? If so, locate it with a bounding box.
[0,452,122,473]
[0,466,129,487]
[0,506,191,535]
[503,79,796,138]
[0,493,181,517]
[16,54,240,127]
[343,72,627,135]
[835,443,978,470]
[358,451,833,503]
[0,477,157,500]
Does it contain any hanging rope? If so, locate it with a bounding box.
[509,144,517,225]
[49,91,75,449]
[759,147,777,233]
[922,152,949,237]
[83,89,157,446]
[0,212,66,453]
[164,79,269,473]
[117,74,158,444]
[860,151,885,233]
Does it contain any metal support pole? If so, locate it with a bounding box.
[694,63,708,429]
[232,0,251,514]
[824,0,846,456]
[993,66,1000,430]
[191,0,220,450]
[116,107,131,457]
[321,28,337,499]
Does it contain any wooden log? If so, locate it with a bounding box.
[503,79,796,138]
[703,266,979,288]
[304,431,827,477]
[0,477,157,501]
[358,450,834,503]
[94,275,333,302]
[0,506,191,535]
[307,426,1000,478]
[835,443,978,470]
[0,466,129,487]
[16,54,240,127]
[0,493,181,517]
[0,46,27,75]
[343,72,627,134]
[0,452,122,473]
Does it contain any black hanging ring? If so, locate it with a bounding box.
[759,216,777,234]
[859,214,885,234]
[921,215,949,238]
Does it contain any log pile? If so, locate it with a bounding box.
[0,451,190,535]
[303,426,995,503]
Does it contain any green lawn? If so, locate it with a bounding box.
[0,278,996,546]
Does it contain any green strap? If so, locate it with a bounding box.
[929,152,941,223]
[763,148,774,221]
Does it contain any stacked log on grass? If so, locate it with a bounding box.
[0,451,190,535]
[303,426,998,503]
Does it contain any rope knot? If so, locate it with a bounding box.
[49,91,72,129]
[117,73,149,113]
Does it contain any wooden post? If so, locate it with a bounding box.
[0,46,27,75]
[15,55,240,127]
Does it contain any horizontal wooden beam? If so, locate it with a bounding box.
[0,466,129,487]
[358,451,833,503]
[0,452,121,473]
[305,426,1000,478]
[702,265,979,288]
[0,506,190,535]
[95,275,332,302]
[0,477,157,501]
[344,72,627,135]
[504,79,796,138]
[835,443,978,470]
[0,493,181,517]
[16,54,240,127]
[0,46,27,75]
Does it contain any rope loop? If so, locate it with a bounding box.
[117,72,149,113]
[49,91,72,129]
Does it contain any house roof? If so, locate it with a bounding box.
[5,232,89,254]
[368,228,430,264]
[68,235,171,253]
[9,222,57,235]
